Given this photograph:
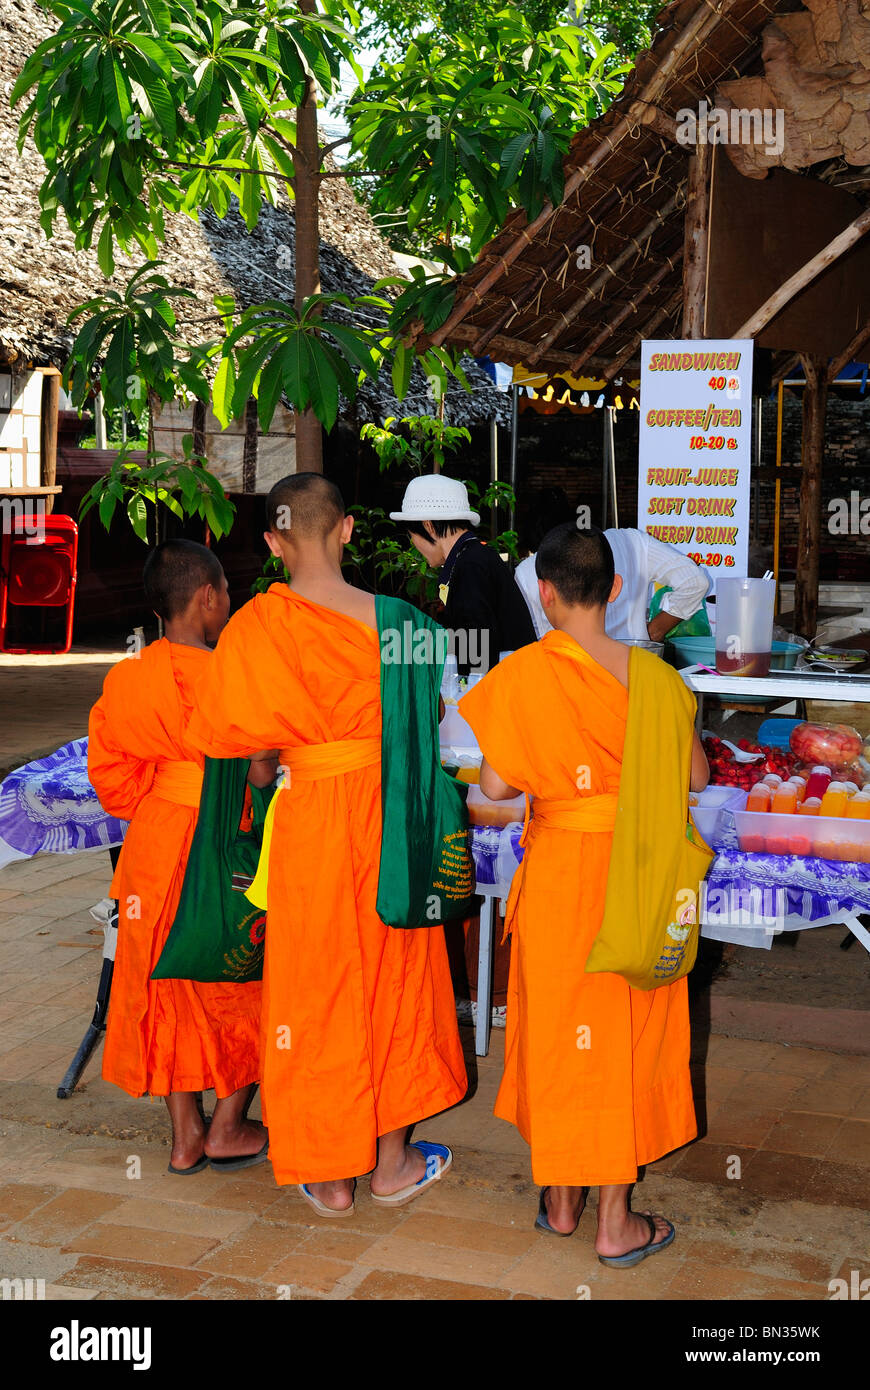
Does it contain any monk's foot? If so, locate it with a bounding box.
[169,1124,207,1171]
[204,1117,267,1161]
[369,1143,427,1198]
[595,1208,672,1259]
[543,1185,587,1235]
[307,1179,354,1212]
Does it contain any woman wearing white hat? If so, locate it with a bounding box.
[391,476,536,674]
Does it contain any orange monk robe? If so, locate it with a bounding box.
[460,631,696,1186]
[187,585,467,1185]
[88,640,262,1099]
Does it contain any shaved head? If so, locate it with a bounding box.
[536,523,615,608]
[266,472,345,542]
[143,539,224,620]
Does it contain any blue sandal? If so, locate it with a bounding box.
[370,1141,452,1207]
[534,1186,588,1236]
[597,1213,676,1268]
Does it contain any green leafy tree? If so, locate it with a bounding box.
[14,0,631,474]
[78,437,236,544]
[345,15,630,269]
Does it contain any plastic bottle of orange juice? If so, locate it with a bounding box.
[798,797,822,816]
[746,783,772,814]
[820,782,848,818]
[846,793,870,821]
[771,783,798,815]
[787,775,807,804]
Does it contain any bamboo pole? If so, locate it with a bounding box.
[681,140,710,338]
[470,179,636,358]
[733,206,870,342]
[428,0,739,350]
[600,289,684,380]
[526,194,680,365]
[568,258,676,375]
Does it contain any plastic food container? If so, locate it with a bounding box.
[688,786,747,845]
[440,703,479,752]
[668,637,804,671]
[714,577,776,676]
[466,783,526,828]
[734,809,870,861]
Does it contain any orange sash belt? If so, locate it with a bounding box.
[279,737,380,781]
[531,793,618,834]
[505,792,619,944]
[151,760,204,807]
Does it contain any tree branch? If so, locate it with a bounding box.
[321,134,353,156]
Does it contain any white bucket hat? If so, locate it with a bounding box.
[390,474,480,526]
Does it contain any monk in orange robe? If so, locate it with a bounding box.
[88,540,269,1174]
[460,523,709,1266]
[188,474,467,1214]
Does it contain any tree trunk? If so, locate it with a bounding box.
[793,356,828,639]
[294,6,323,474]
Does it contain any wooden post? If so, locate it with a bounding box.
[40,369,60,517]
[294,0,323,473]
[793,356,828,639]
[682,141,710,338]
[773,381,783,617]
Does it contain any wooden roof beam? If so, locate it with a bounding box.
[469,172,646,358]
[568,257,680,375]
[599,289,684,381]
[734,205,870,341]
[526,192,681,365]
[638,103,681,144]
[429,0,743,350]
[827,316,870,384]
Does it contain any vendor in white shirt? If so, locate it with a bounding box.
[515,524,710,643]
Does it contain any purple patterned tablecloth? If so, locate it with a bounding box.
[0,738,126,870]
[705,847,870,922]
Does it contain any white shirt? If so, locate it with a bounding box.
[514,528,710,642]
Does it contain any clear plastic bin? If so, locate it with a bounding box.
[734,809,870,861]
[689,786,747,845]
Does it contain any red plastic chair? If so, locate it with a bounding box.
[0,512,78,654]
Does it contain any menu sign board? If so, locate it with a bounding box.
[638,339,753,581]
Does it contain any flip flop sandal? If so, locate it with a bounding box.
[534,1186,589,1236]
[370,1141,453,1208]
[597,1213,676,1268]
[298,1181,357,1219]
[167,1154,210,1176]
[208,1138,270,1173]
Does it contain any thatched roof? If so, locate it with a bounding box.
[424,0,870,380]
[0,0,508,427]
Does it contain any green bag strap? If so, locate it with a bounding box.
[375,596,474,928]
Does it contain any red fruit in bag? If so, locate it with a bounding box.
[790,723,863,769]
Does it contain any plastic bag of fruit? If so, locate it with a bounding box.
[790,722,864,772]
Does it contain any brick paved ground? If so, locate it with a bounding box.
[1,653,869,1300]
[0,850,868,1302]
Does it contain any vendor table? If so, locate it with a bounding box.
[4,739,867,1069]
[681,663,870,730]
